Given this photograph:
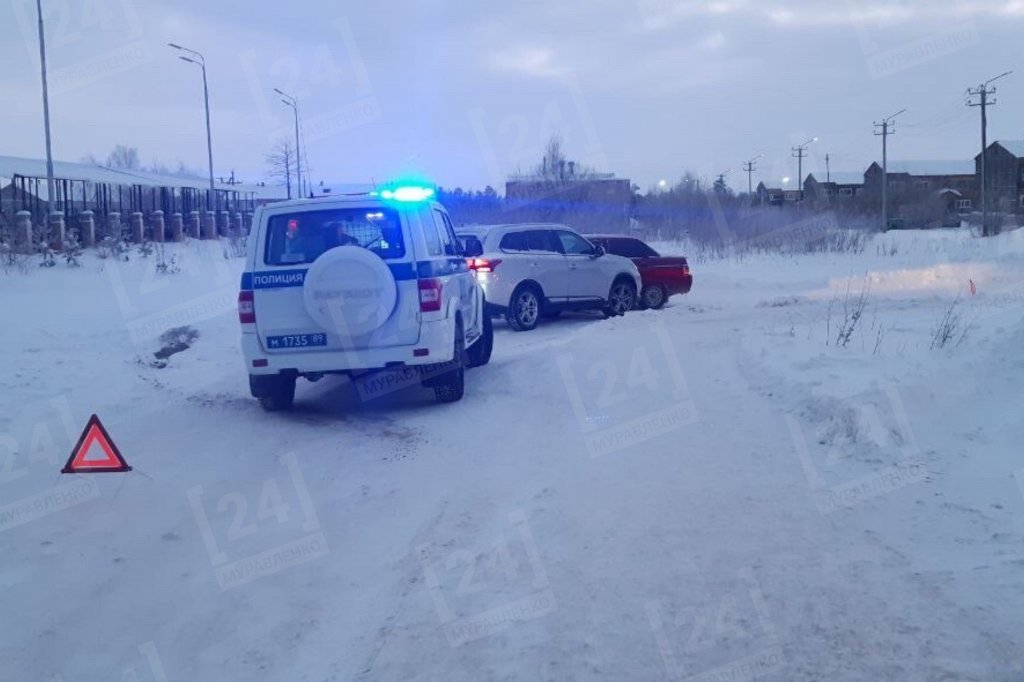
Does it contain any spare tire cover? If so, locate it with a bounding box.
[302,246,397,337]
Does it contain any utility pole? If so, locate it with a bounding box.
[873,109,906,232]
[743,153,763,198]
[825,154,831,183]
[968,71,1012,236]
[169,43,216,197]
[274,89,302,199]
[791,137,817,201]
[35,0,56,213]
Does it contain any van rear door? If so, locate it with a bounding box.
[249,204,421,352]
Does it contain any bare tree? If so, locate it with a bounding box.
[106,145,140,170]
[531,135,594,181]
[265,140,296,199]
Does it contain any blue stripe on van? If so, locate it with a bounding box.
[239,259,463,290]
[418,257,470,278]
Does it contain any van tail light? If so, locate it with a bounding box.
[238,290,256,324]
[418,278,442,312]
[468,258,501,273]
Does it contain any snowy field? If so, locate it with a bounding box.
[1,228,1023,681]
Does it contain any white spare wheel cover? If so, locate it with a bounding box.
[302,246,397,337]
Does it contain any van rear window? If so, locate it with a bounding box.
[263,208,405,265]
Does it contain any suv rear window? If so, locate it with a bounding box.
[264,208,405,265]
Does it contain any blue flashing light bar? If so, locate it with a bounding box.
[378,185,436,202]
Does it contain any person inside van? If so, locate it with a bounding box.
[325,221,359,248]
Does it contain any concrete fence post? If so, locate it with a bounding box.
[202,211,217,240]
[47,212,66,251]
[106,212,121,242]
[218,210,230,237]
[79,210,96,247]
[15,210,33,251]
[233,212,243,236]
[130,212,145,243]
[150,210,165,242]
[188,211,201,239]
[243,212,253,235]
[169,212,184,242]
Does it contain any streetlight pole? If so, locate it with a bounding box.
[274,88,302,199]
[791,137,817,202]
[168,43,215,199]
[35,0,56,213]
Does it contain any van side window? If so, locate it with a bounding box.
[423,210,444,257]
[440,213,463,256]
[430,209,456,257]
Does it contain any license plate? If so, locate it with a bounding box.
[266,333,327,349]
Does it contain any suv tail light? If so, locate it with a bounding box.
[467,258,501,273]
[238,290,255,324]
[681,260,691,276]
[418,278,442,312]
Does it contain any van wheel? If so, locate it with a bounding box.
[507,284,541,331]
[433,320,465,403]
[603,279,637,318]
[466,311,493,368]
[251,375,296,412]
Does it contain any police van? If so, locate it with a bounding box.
[238,185,493,410]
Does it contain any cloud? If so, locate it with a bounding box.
[638,0,1024,30]
[486,46,569,78]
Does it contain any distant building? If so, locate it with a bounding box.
[754,182,784,206]
[505,164,633,231]
[863,159,977,211]
[803,172,865,202]
[975,140,1024,213]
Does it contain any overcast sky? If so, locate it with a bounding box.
[2,0,1023,192]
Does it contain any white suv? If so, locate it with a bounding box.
[239,187,492,410]
[458,224,641,331]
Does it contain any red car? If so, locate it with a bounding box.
[588,235,692,309]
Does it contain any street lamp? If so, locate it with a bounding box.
[168,43,215,196]
[34,0,56,214]
[274,88,302,199]
[791,137,817,200]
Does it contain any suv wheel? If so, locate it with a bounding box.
[251,374,296,412]
[506,284,542,332]
[641,284,667,310]
[466,310,493,368]
[603,279,637,318]
[433,320,465,403]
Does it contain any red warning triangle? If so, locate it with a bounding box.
[61,414,132,473]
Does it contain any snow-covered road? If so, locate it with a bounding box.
[1,229,1022,681]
